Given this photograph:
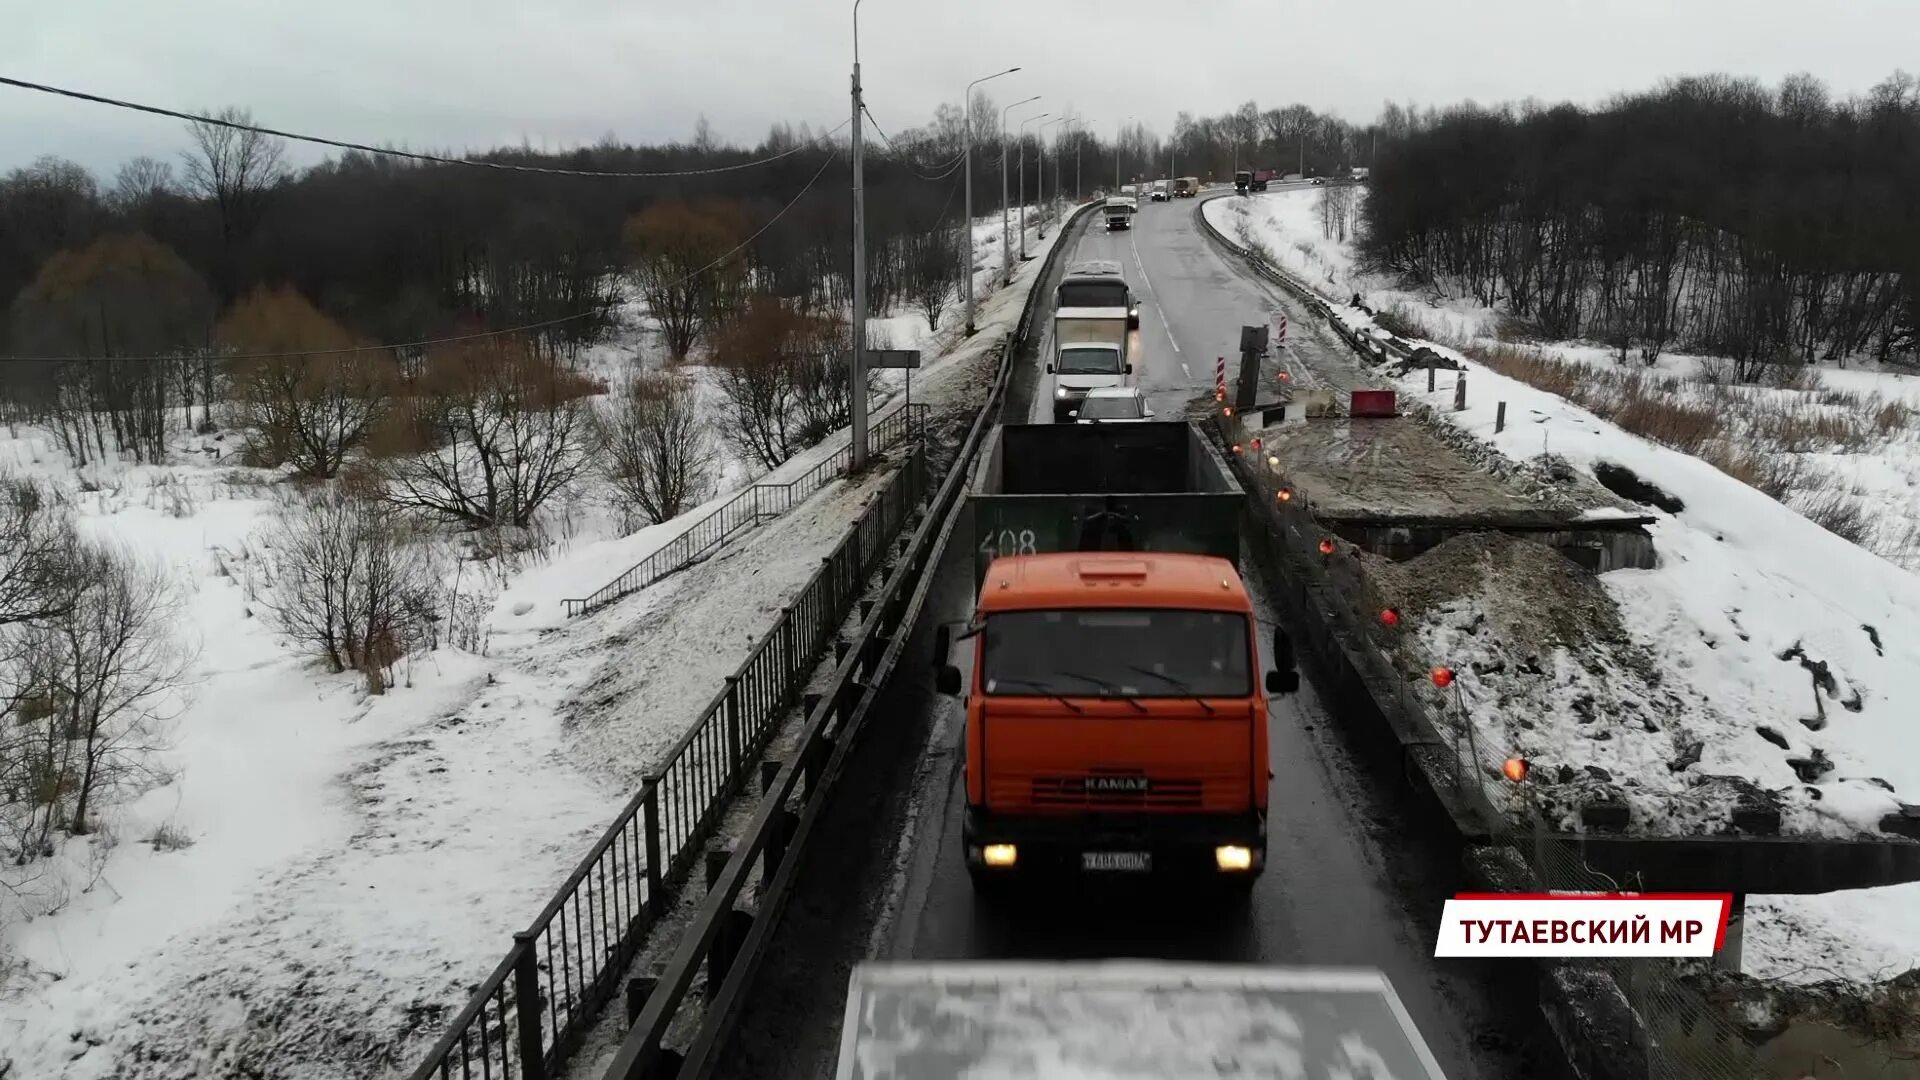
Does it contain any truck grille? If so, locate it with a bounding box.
[1029,775,1204,809]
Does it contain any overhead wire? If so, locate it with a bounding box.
[0,74,848,178]
[0,147,845,363]
[860,105,966,179]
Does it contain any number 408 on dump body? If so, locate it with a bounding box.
[980,529,1037,559]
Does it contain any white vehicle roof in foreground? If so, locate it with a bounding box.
[834,962,1448,1080]
[1084,385,1143,399]
[1065,260,1124,278]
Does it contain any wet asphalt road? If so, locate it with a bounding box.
[711,196,1565,1080]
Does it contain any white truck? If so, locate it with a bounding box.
[1048,319,1130,422]
[1103,195,1134,230]
[833,962,1450,1079]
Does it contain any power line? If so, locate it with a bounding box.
[861,106,966,179]
[0,74,848,179]
[0,148,844,363]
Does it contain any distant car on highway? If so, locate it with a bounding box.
[1070,385,1154,423]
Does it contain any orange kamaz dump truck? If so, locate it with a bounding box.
[934,422,1300,889]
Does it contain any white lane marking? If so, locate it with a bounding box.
[1128,224,1182,357]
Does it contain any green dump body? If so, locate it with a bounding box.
[966,421,1244,584]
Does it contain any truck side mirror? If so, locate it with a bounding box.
[1045,362,1055,374]
[1272,627,1297,676]
[932,624,951,667]
[1124,363,1134,375]
[1266,669,1300,695]
[936,665,963,696]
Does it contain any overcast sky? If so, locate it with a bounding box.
[4,0,1914,178]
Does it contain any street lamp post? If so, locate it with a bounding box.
[850,0,868,468]
[1017,111,1049,260]
[1000,95,1041,287]
[962,66,1020,336]
[1036,116,1066,238]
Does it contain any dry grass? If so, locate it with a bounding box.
[1790,487,1876,546]
[1874,400,1912,435]
[1750,406,1869,453]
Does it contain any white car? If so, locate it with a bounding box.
[1070,386,1154,424]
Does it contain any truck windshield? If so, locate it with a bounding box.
[1057,347,1121,374]
[981,609,1251,698]
[1057,281,1129,308]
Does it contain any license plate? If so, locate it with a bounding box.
[1082,851,1151,872]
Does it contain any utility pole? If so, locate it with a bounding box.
[850,0,868,469]
[1298,133,1305,178]
[1018,111,1047,260]
[962,66,1020,336]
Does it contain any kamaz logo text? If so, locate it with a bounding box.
[1084,776,1149,793]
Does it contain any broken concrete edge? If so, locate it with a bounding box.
[1466,845,1647,1080]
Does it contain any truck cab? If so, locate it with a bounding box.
[1234,169,1252,194]
[1047,342,1129,422]
[936,423,1301,889]
[1057,260,1139,328]
[1103,196,1133,230]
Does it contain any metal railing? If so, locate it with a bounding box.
[562,403,928,618]
[409,439,931,1080]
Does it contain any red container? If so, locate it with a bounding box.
[1349,389,1398,417]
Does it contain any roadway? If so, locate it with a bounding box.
[712,194,1565,1080]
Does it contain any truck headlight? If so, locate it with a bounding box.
[982,843,1018,868]
[1055,386,1069,398]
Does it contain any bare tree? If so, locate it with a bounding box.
[905,223,959,332]
[110,156,176,212]
[623,200,750,361]
[594,372,719,527]
[259,490,429,692]
[376,337,598,528]
[24,544,183,836]
[180,107,287,298]
[220,286,390,478]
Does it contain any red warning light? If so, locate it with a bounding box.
[1318,538,1336,555]
[1379,608,1401,628]
[1278,371,1292,382]
[1430,666,1455,689]
[1277,487,1294,502]
[1502,757,1530,783]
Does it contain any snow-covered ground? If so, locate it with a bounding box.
[1206,189,1920,985]
[0,205,1071,1078]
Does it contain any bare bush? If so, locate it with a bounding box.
[2,542,182,856]
[258,490,433,692]
[375,337,598,529]
[623,200,750,361]
[595,372,718,528]
[1790,487,1874,546]
[220,286,391,478]
[1610,388,1722,453]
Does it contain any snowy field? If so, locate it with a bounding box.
[0,208,1066,1078]
[1206,189,1920,984]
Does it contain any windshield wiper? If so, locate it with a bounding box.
[1121,664,1216,714]
[1055,670,1150,713]
[985,676,1083,714]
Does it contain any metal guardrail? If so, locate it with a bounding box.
[408,444,930,1080]
[562,403,929,618]
[601,200,1100,1080]
[1201,195,1764,1080]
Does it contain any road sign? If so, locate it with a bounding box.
[866,349,922,370]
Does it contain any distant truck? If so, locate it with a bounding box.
[1171,176,1198,198]
[1351,166,1371,181]
[934,422,1301,887]
[1234,169,1252,194]
[835,962,1449,1080]
[1252,168,1276,191]
[1103,196,1133,231]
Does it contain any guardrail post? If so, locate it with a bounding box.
[625,973,658,1025]
[512,933,547,1080]
[705,909,754,1004]
[642,782,664,917]
[780,609,798,699]
[763,808,799,892]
